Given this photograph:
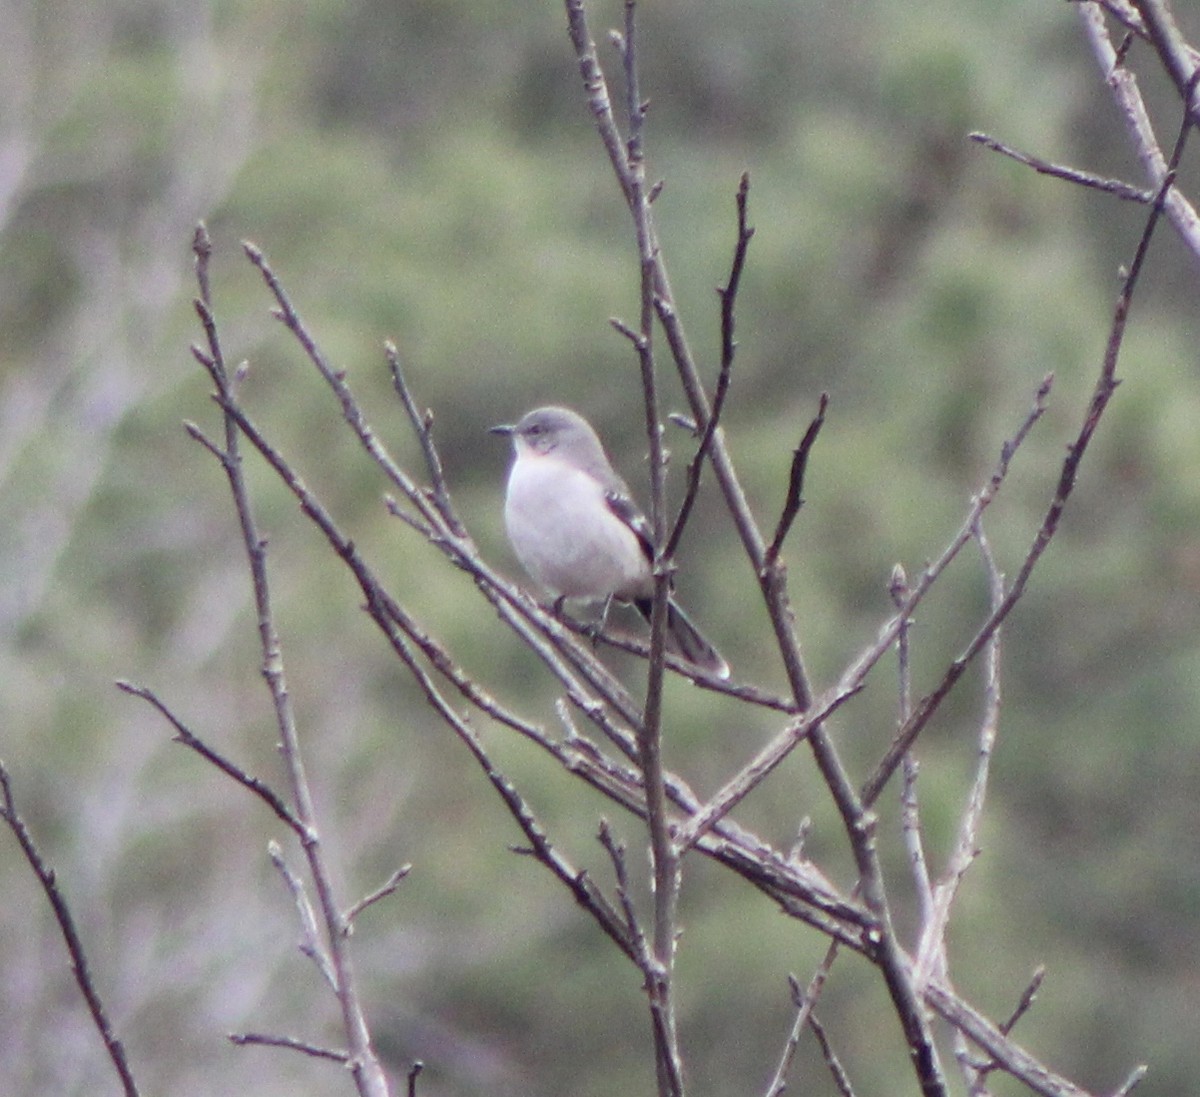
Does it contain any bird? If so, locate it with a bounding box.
[491,405,729,678]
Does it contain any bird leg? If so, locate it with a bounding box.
[582,593,616,649]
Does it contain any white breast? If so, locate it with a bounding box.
[504,457,650,600]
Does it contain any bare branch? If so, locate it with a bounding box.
[190,294,866,967]
[1129,0,1200,111]
[962,966,1048,1092]
[384,342,462,536]
[616,7,685,1091]
[268,841,337,990]
[892,565,935,934]
[968,132,1153,202]
[876,69,1200,810]
[0,762,142,1097]
[665,171,754,559]
[1078,2,1200,262]
[563,0,635,205]
[924,980,1093,1097]
[764,944,842,1097]
[229,1031,349,1063]
[343,866,413,931]
[115,680,304,836]
[765,392,830,568]
[673,687,854,855]
[1110,1064,1149,1097]
[598,819,648,960]
[192,230,392,1097]
[912,518,1004,997]
[808,1013,856,1097]
[680,373,1051,856]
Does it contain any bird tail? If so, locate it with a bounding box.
[636,597,729,679]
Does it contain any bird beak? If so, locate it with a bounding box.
[489,423,515,436]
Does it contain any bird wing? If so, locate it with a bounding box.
[604,489,656,565]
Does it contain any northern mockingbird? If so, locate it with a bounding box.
[491,406,729,678]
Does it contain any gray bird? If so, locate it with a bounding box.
[491,406,729,678]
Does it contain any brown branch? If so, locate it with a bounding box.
[115,680,304,835]
[665,171,754,560]
[343,865,412,930]
[924,981,1092,1097]
[564,0,635,206]
[964,967,1047,1089]
[191,228,392,1097]
[597,819,648,960]
[765,392,829,568]
[229,1031,349,1063]
[893,565,936,944]
[615,7,685,1092]
[384,341,462,536]
[764,945,842,1097]
[808,1013,856,1097]
[864,69,1194,808]
[913,518,1004,998]
[268,841,337,989]
[0,762,141,1097]
[1130,0,1200,112]
[1078,2,1200,262]
[679,371,1051,856]
[968,132,1153,203]
[195,298,862,959]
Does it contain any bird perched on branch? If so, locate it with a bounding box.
[491,405,729,679]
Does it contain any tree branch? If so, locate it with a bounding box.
[0,762,141,1097]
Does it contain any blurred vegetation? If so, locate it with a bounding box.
[2,0,1199,1095]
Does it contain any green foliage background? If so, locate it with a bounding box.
[2,1,1199,1095]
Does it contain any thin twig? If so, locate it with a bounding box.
[343,865,413,932]
[564,0,635,205]
[268,841,337,990]
[763,944,841,1097]
[964,966,1048,1091]
[913,148,1189,1097]
[673,685,857,855]
[1078,3,1200,263]
[609,6,686,1094]
[924,980,1092,1097]
[598,818,647,959]
[808,1013,856,1097]
[229,1031,349,1062]
[0,762,142,1097]
[115,680,304,835]
[665,171,754,559]
[194,230,392,1097]
[1130,0,1200,115]
[913,516,1004,996]
[864,64,1196,807]
[1109,1064,1149,1097]
[1002,966,1047,1036]
[968,132,1153,203]
[765,393,829,568]
[892,564,935,935]
[678,375,1051,855]
[384,342,462,535]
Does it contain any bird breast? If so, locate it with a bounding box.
[504,457,650,600]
